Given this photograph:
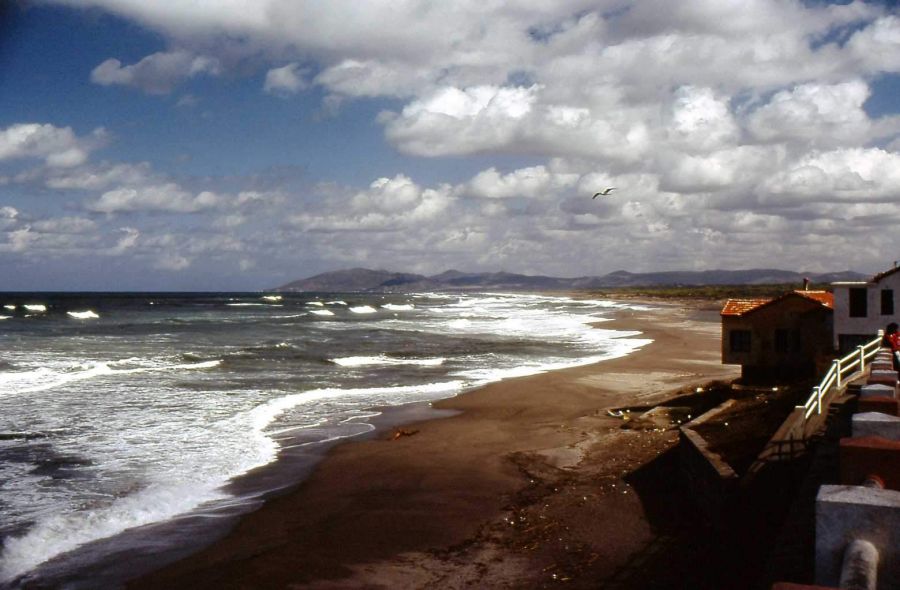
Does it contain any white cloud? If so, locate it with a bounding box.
[31,217,97,234]
[746,80,873,146]
[263,63,308,95]
[761,147,900,203]
[87,185,224,213]
[0,123,106,168]
[467,166,578,199]
[91,50,221,95]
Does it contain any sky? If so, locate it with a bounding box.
[1,0,899,291]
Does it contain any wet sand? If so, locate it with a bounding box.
[130,300,739,589]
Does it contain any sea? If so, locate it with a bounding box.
[0,291,651,589]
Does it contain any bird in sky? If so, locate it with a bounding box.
[592,188,616,198]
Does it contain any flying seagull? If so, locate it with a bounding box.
[592,188,616,198]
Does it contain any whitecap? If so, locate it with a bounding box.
[23,304,46,313]
[227,303,266,307]
[331,355,444,367]
[0,316,9,321]
[305,301,324,307]
[3,305,15,311]
[382,304,414,311]
[0,359,222,396]
[325,301,347,306]
[67,310,99,320]
[309,309,334,316]
[349,305,377,314]
[261,295,282,302]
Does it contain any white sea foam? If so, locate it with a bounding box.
[261,295,282,302]
[0,482,230,583]
[67,310,99,320]
[309,309,334,316]
[325,300,347,306]
[306,301,324,307]
[350,306,377,314]
[23,304,46,312]
[331,355,444,367]
[382,303,414,311]
[227,303,266,307]
[0,359,221,396]
[0,316,9,320]
[3,305,15,311]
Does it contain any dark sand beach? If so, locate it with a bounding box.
[130,301,740,589]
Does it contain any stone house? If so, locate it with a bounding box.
[832,264,900,353]
[721,290,834,381]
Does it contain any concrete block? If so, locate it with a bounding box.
[868,370,898,386]
[853,413,900,441]
[858,397,900,417]
[860,384,897,399]
[816,484,900,589]
[871,361,894,373]
[840,436,900,490]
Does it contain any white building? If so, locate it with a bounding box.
[832,265,900,353]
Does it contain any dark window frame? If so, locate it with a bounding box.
[729,329,751,353]
[882,289,894,315]
[849,288,868,318]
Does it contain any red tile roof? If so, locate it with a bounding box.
[720,290,833,316]
[794,290,833,308]
[721,298,771,316]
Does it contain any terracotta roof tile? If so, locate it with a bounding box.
[721,298,771,316]
[721,290,833,317]
[793,290,833,308]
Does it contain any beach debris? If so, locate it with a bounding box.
[390,428,419,440]
[606,409,624,418]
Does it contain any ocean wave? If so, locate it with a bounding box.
[325,301,347,306]
[0,480,230,584]
[227,303,266,307]
[309,309,334,316]
[382,303,414,311]
[349,306,377,314]
[3,305,15,311]
[0,315,9,320]
[67,310,99,320]
[305,301,324,307]
[331,355,444,367]
[0,359,222,396]
[23,304,46,313]
[261,295,282,302]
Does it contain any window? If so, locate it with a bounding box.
[729,330,751,353]
[849,288,868,318]
[775,329,788,354]
[882,289,894,315]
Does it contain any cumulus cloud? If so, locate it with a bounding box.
[87,185,224,213]
[0,123,107,168]
[20,1,900,277]
[91,50,221,94]
[746,80,873,147]
[263,63,308,95]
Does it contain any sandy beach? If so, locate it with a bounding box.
[129,300,740,589]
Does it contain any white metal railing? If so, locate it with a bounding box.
[801,333,885,421]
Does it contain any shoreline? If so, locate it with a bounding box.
[126,299,740,589]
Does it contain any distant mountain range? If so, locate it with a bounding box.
[275,267,868,293]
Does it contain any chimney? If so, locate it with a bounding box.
[803,277,810,291]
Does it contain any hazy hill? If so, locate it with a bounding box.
[276,267,867,293]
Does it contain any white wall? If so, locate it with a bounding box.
[833,271,900,349]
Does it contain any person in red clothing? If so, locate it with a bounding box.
[884,322,900,369]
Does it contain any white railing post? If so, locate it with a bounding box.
[858,345,866,374]
[835,359,842,389]
[814,385,822,415]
